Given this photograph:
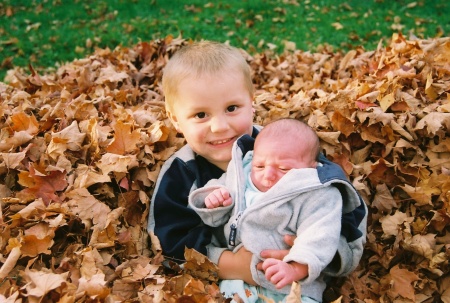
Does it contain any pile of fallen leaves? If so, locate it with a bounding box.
[0,33,449,302]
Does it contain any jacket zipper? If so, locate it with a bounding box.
[229,212,242,246]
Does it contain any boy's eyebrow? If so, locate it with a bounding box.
[185,105,207,112]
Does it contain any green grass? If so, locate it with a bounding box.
[0,0,449,81]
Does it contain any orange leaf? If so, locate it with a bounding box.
[106,121,141,155]
[388,265,420,300]
[20,235,53,257]
[11,112,39,135]
[18,166,68,205]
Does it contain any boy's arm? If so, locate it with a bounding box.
[258,235,296,263]
[148,157,213,261]
[217,248,256,285]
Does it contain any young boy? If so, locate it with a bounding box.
[147,41,367,286]
[189,119,349,302]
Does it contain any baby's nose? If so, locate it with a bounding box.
[263,167,277,180]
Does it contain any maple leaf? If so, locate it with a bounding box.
[385,265,420,301]
[10,112,39,135]
[17,165,68,205]
[77,272,110,299]
[89,224,116,248]
[330,111,354,137]
[184,248,219,283]
[1,150,27,169]
[97,153,139,175]
[95,65,129,84]
[73,164,111,188]
[24,269,69,298]
[66,188,111,229]
[0,130,33,152]
[372,183,397,212]
[379,210,413,238]
[403,233,436,260]
[415,112,450,136]
[46,120,86,159]
[148,120,170,143]
[400,183,440,206]
[106,120,141,155]
[20,234,54,257]
[439,275,450,303]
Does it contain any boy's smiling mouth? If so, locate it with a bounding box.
[208,137,235,145]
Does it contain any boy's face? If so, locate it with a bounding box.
[167,69,254,171]
[250,137,315,192]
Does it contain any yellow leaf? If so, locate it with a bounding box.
[332,22,344,30]
[380,92,395,112]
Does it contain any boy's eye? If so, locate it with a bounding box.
[226,105,238,112]
[195,112,207,119]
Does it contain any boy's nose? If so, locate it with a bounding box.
[210,116,229,133]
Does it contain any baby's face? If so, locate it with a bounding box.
[168,70,254,171]
[251,137,315,192]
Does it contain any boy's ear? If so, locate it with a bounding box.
[167,111,181,133]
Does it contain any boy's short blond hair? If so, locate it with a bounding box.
[162,41,254,112]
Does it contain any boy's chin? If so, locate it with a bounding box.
[208,156,231,170]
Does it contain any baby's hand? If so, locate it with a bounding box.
[205,188,232,208]
[262,258,308,289]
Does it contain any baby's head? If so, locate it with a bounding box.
[251,118,320,192]
[162,41,254,113]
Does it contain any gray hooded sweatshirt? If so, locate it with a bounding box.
[189,136,359,301]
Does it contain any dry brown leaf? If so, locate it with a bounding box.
[24,269,69,298]
[106,120,141,155]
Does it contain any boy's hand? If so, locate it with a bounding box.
[257,235,296,270]
[262,258,308,289]
[205,188,232,208]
